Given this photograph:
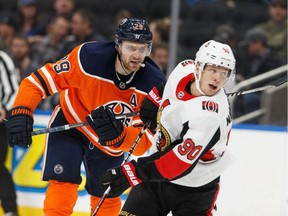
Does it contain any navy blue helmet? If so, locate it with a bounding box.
[115,18,153,46]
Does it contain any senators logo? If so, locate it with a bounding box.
[156,102,171,151]
[156,126,171,152]
[202,101,218,113]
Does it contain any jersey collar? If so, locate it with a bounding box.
[175,73,198,101]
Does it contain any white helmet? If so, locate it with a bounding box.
[194,40,236,95]
[195,40,236,76]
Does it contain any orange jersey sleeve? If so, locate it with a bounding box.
[110,126,153,156]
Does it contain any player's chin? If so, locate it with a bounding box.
[205,88,220,96]
[129,63,141,71]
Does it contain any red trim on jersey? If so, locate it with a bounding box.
[201,149,216,161]
[175,73,197,101]
[154,149,190,180]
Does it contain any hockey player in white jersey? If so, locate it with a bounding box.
[101,40,236,216]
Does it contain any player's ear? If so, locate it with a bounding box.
[115,42,121,52]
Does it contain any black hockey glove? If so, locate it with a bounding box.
[86,106,126,147]
[7,106,34,148]
[101,160,145,197]
[140,82,165,133]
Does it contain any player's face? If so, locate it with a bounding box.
[199,64,230,96]
[119,41,149,72]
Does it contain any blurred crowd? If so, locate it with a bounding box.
[0,0,287,117]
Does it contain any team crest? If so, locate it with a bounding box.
[202,100,218,113]
[105,101,134,126]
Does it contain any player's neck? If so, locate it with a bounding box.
[190,82,202,96]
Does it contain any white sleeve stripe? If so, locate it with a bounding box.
[64,90,99,142]
[27,76,47,99]
[40,66,58,94]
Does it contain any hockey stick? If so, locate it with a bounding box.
[30,111,139,136]
[227,78,287,97]
[6,78,286,135]
[91,125,147,216]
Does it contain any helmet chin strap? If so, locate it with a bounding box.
[194,64,205,96]
[117,53,131,75]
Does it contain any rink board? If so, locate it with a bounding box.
[1,111,287,216]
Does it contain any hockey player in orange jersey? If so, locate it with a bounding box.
[6,18,166,216]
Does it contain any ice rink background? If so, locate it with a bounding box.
[217,125,287,216]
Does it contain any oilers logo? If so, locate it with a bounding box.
[104,101,134,126]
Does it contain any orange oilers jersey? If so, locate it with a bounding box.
[13,41,166,156]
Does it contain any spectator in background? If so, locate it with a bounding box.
[17,0,47,44]
[60,8,107,57]
[112,9,132,39]
[115,9,132,27]
[213,24,237,51]
[254,0,287,61]
[0,50,20,216]
[236,28,285,121]
[31,15,70,67]
[150,42,169,77]
[29,15,70,111]
[53,0,75,19]
[149,18,170,45]
[10,35,38,80]
[212,24,242,92]
[0,13,18,54]
[102,9,133,40]
[238,28,285,80]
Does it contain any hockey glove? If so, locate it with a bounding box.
[86,106,126,147]
[140,82,165,133]
[101,160,145,197]
[7,106,34,148]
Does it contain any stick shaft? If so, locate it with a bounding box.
[227,85,275,97]
[227,78,287,97]
[91,125,147,216]
[31,111,139,136]
[91,186,111,216]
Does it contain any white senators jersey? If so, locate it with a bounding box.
[150,59,233,187]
